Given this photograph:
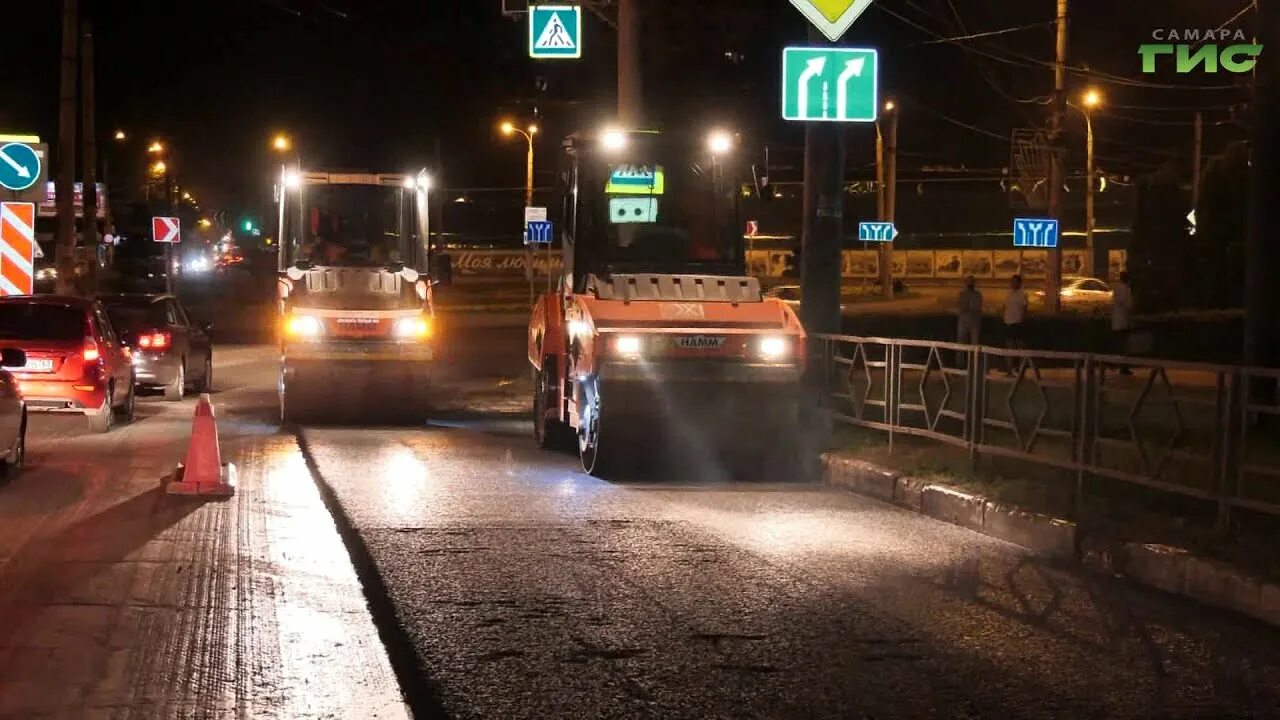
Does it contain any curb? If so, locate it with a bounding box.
[821,452,1280,627]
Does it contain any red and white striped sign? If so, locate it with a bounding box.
[0,202,35,296]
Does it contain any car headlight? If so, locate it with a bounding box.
[758,336,789,360]
[614,335,642,356]
[285,314,323,339]
[394,316,432,340]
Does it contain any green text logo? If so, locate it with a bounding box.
[1140,30,1261,74]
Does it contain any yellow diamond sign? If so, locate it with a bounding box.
[789,0,875,42]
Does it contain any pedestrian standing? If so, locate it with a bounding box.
[956,275,983,366]
[1003,274,1029,374]
[1111,271,1134,375]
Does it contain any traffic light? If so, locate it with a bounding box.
[242,219,255,232]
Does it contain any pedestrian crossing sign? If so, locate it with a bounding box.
[529,5,582,59]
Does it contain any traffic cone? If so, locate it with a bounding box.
[166,394,237,496]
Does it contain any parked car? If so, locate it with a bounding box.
[0,297,136,432]
[0,347,27,478]
[99,294,213,401]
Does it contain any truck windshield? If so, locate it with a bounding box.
[589,141,742,275]
[287,185,411,268]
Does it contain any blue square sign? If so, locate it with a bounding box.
[1013,218,1059,248]
[526,220,554,245]
[529,5,582,59]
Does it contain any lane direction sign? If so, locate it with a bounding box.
[788,0,876,42]
[152,216,181,244]
[529,5,582,59]
[0,142,41,192]
[1013,217,1059,248]
[858,221,898,242]
[526,220,554,245]
[782,47,878,122]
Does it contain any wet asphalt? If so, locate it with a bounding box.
[288,315,1280,720]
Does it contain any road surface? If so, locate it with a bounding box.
[2,314,1278,718]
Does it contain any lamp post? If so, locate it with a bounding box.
[501,120,540,303]
[1079,89,1101,277]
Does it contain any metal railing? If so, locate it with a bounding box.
[816,334,1280,527]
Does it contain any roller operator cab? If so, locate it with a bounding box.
[276,170,452,423]
[529,129,807,477]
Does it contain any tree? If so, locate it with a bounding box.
[1195,142,1250,309]
[1128,163,1189,313]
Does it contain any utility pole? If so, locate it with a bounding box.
[1245,0,1280,373]
[56,0,78,296]
[799,29,846,360]
[81,11,98,295]
[617,0,641,125]
[883,103,899,299]
[876,118,886,292]
[1045,0,1068,314]
[1084,108,1095,277]
[1191,111,1203,210]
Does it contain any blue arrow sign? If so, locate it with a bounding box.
[858,221,898,243]
[0,143,40,192]
[1013,218,1059,248]
[526,220,553,245]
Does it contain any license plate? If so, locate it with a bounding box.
[22,358,54,373]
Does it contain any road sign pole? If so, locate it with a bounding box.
[56,0,78,296]
[881,104,898,299]
[81,15,98,295]
[618,0,642,125]
[799,28,847,372]
[1045,0,1069,314]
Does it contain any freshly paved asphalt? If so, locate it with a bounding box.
[296,316,1280,720]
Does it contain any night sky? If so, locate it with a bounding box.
[1,1,1252,220]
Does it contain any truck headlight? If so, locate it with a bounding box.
[394,316,432,340]
[285,314,323,339]
[758,336,789,360]
[614,335,642,356]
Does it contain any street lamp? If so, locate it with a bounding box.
[500,120,542,304]
[272,133,293,153]
[114,130,126,142]
[150,160,167,177]
[147,141,164,154]
[1076,88,1102,276]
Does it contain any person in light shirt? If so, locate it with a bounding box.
[1003,274,1029,373]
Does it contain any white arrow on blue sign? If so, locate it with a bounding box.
[1013,217,1059,248]
[526,220,554,245]
[858,221,898,243]
[0,143,41,192]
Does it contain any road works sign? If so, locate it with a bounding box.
[152,216,181,244]
[782,47,878,122]
[0,142,41,193]
[1013,217,1059,248]
[858,221,898,242]
[0,202,35,295]
[529,5,582,59]
[788,0,875,42]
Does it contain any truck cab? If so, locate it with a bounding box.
[276,170,451,422]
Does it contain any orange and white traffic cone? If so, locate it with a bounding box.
[166,394,237,496]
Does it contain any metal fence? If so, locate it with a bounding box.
[815,334,1280,528]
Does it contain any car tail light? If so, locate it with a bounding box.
[138,331,171,350]
[83,337,101,363]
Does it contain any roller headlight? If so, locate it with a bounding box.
[394,316,432,340]
[285,314,323,339]
[758,336,789,360]
[614,335,642,356]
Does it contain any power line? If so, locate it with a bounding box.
[919,22,1051,45]
[909,102,1009,142]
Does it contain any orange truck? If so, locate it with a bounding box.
[528,129,806,476]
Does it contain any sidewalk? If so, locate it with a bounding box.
[0,384,405,717]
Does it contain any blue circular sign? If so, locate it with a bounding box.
[0,142,41,192]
